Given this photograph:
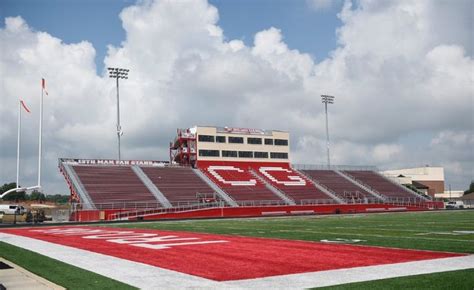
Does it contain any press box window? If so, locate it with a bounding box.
[247,137,262,145]
[254,152,268,158]
[274,139,288,146]
[264,138,273,145]
[198,135,215,142]
[238,151,253,158]
[216,136,226,143]
[222,150,237,157]
[199,150,220,157]
[229,137,244,144]
[270,152,288,159]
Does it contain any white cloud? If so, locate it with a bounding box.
[307,0,336,11]
[0,0,472,194]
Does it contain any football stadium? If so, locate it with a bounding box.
[1,0,473,289]
[1,125,473,289]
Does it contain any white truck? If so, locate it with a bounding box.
[0,204,27,215]
[445,201,465,209]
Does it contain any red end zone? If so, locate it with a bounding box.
[1,226,463,281]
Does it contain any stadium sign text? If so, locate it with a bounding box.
[217,127,270,135]
[63,159,167,166]
[208,165,306,186]
[31,228,227,250]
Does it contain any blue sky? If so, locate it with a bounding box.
[1,0,343,73]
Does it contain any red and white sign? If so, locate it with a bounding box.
[259,167,306,186]
[207,166,257,186]
[60,158,167,167]
[217,127,268,135]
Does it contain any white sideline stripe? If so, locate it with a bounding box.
[225,255,474,290]
[1,232,473,290]
[0,233,229,290]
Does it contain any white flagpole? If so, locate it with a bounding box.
[16,100,21,188]
[38,80,43,188]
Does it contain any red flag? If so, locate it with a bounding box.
[42,78,48,95]
[20,100,31,113]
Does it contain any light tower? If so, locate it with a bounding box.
[321,95,335,168]
[108,67,129,161]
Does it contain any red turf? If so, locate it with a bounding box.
[1,226,463,281]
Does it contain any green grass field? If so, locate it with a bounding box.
[1,210,473,289]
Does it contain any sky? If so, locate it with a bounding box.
[0,0,472,195]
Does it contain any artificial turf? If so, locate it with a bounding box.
[317,268,474,290]
[0,210,472,289]
[0,241,135,290]
[111,210,474,254]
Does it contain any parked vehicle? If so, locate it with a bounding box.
[445,201,464,209]
[0,204,27,215]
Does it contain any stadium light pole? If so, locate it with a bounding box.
[321,95,335,168]
[108,67,129,161]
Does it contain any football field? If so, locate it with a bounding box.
[0,210,473,289]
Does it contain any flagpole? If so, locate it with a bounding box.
[38,80,43,188]
[16,100,21,188]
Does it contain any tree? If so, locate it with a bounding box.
[30,190,46,202]
[465,181,474,195]
[0,182,17,195]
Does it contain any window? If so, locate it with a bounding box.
[270,152,288,159]
[229,137,244,144]
[247,137,262,144]
[238,151,253,158]
[274,139,288,146]
[198,135,215,142]
[264,138,273,145]
[199,150,219,157]
[254,151,269,158]
[222,150,237,157]
[216,136,226,143]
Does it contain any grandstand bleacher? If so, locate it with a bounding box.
[343,170,421,199]
[202,164,285,205]
[256,167,335,203]
[141,166,217,206]
[60,158,425,211]
[302,170,373,201]
[72,165,159,209]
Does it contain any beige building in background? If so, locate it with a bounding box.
[195,126,290,163]
[382,166,445,197]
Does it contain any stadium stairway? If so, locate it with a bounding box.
[140,167,220,206]
[249,168,296,205]
[342,170,427,200]
[72,165,160,209]
[202,165,288,206]
[296,169,344,204]
[254,167,340,204]
[333,170,386,201]
[131,165,172,208]
[193,168,238,207]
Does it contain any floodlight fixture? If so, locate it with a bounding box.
[108,67,130,161]
[321,95,335,168]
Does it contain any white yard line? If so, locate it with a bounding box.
[225,256,474,290]
[1,232,473,290]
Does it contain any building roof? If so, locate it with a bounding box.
[461,192,474,200]
[412,181,429,189]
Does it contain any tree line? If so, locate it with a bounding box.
[0,182,69,204]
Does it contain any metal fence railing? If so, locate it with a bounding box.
[292,164,378,171]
